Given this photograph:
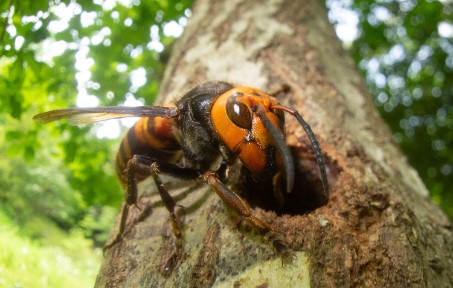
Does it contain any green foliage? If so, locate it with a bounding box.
[342,0,453,219]
[0,116,80,226]
[0,211,100,287]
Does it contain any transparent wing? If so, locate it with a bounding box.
[33,106,179,125]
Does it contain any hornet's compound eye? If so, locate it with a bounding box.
[226,94,252,129]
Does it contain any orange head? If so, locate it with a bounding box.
[211,86,294,192]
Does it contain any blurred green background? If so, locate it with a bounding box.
[0,0,451,286]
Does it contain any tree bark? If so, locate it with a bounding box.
[96,0,453,287]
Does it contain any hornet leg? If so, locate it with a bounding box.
[204,171,292,258]
[104,154,154,251]
[104,155,200,261]
[149,161,200,275]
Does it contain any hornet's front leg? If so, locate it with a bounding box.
[204,171,293,258]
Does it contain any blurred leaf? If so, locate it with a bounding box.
[5,130,22,140]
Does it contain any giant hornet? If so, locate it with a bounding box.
[34,82,329,264]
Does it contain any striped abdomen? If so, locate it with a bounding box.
[115,116,181,186]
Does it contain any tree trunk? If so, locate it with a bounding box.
[95,0,452,287]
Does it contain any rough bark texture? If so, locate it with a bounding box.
[96,0,453,287]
